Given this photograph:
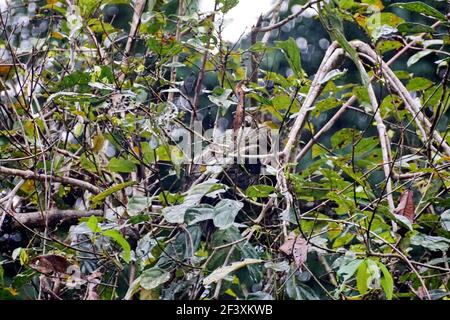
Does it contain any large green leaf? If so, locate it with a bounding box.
[245,185,277,198]
[218,0,239,13]
[163,179,227,224]
[107,158,137,173]
[185,205,215,225]
[213,199,244,230]
[103,229,132,263]
[377,261,393,300]
[356,259,380,296]
[391,2,446,21]
[275,38,305,78]
[410,233,450,252]
[140,267,171,290]
[336,259,363,282]
[397,22,434,34]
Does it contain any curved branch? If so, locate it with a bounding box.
[0,165,101,194]
[252,0,321,34]
[280,42,344,162]
[11,209,103,228]
[366,80,395,211]
[351,40,450,156]
[118,0,148,84]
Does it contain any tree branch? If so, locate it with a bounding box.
[0,165,101,194]
[118,0,148,84]
[252,0,320,34]
[10,209,103,228]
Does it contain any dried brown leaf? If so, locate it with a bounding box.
[30,254,71,274]
[86,268,104,300]
[279,232,309,269]
[394,189,415,222]
[279,232,296,255]
[292,237,308,268]
[232,81,246,133]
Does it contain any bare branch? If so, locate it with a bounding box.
[0,165,101,194]
[11,209,103,228]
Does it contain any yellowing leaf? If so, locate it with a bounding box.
[92,134,105,153]
[51,31,66,39]
[0,64,16,82]
[4,287,19,296]
[362,0,384,10]
[354,14,367,28]
[20,179,36,194]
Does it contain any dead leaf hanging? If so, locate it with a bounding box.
[29,254,72,275]
[0,64,13,78]
[292,238,308,268]
[279,232,309,269]
[86,268,104,300]
[279,232,296,255]
[232,81,246,134]
[394,189,415,223]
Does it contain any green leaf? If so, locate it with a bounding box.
[391,2,446,21]
[163,179,227,224]
[377,261,393,300]
[208,89,236,113]
[86,215,101,233]
[140,267,171,290]
[275,38,305,78]
[338,0,356,10]
[213,199,243,230]
[312,97,342,116]
[376,40,403,54]
[366,13,404,40]
[102,229,131,263]
[127,196,153,216]
[185,205,215,225]
[91,181,136,206]
[245,185,277,198]
[397,22,434,34]
[410,233,450,251]
[331,128,360,149]
[320,68,347,84]
[406,77,433,91]
[218,0,239,13]
[163,203,191,224]
[354,136,379,155]
[407,50,432,68]
[393,214,413,231]
[337,259,363,282]
[356,259,369,295]
[107,157,137,173]
[57,71,90,90]
[285,266,319,300]
[12,248,28,266]
[356,259,380,295]
[272,94,292,111]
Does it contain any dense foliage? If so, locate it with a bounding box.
[0,0,449,300]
